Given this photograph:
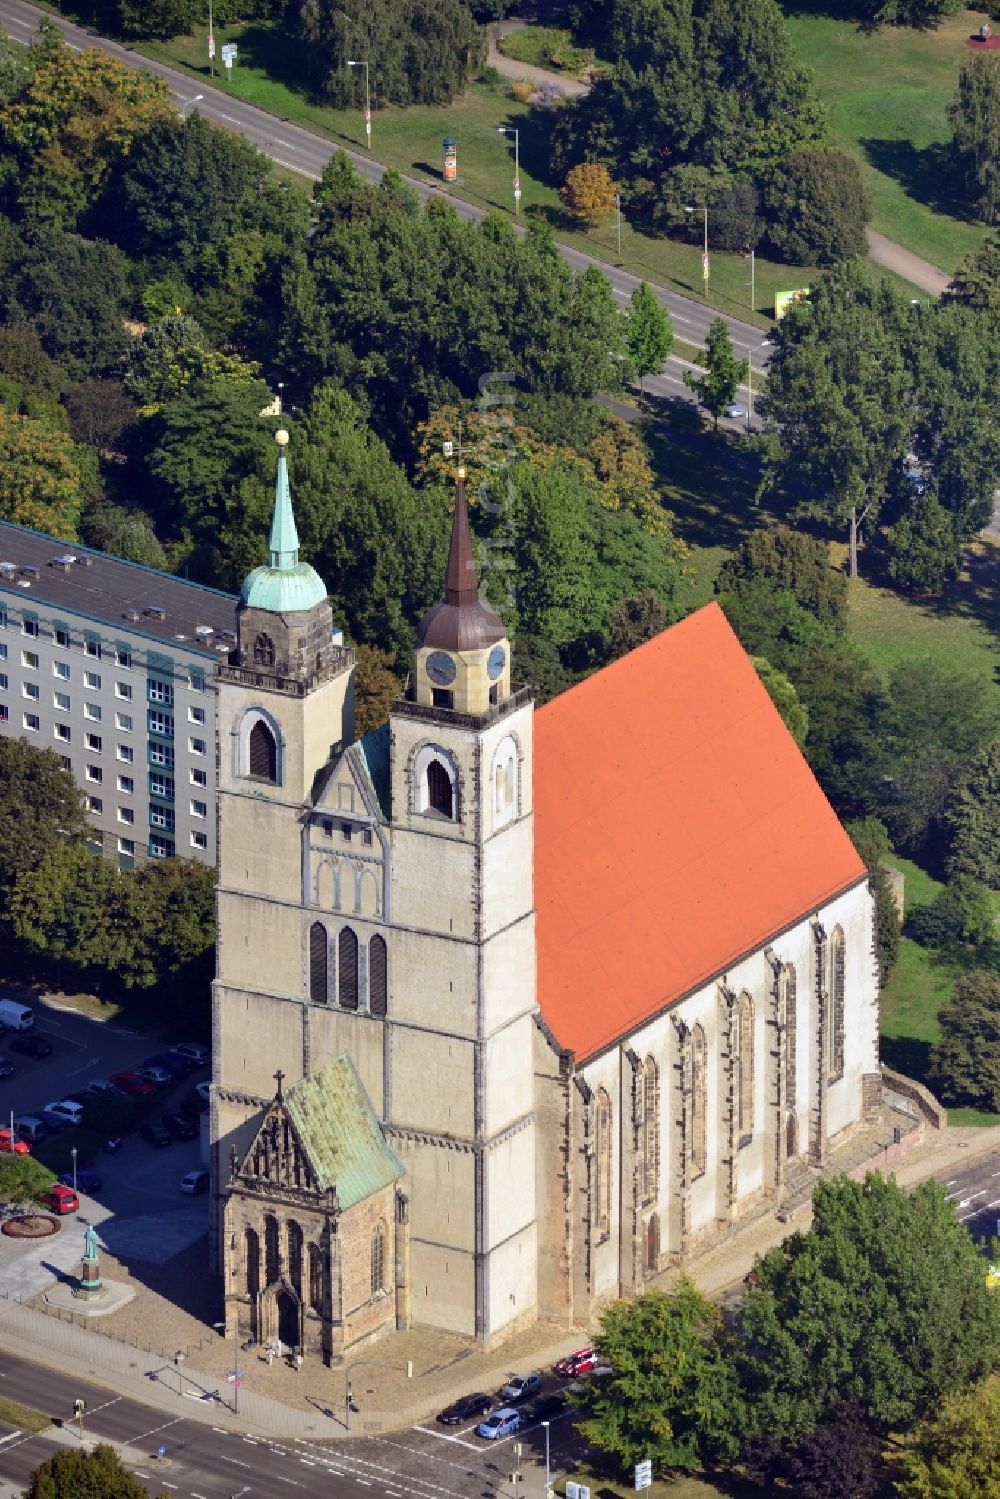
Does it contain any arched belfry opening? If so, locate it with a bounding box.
[249,719,278,782]
[427,759,454,817]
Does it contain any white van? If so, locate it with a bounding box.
[0,1000,33,1032]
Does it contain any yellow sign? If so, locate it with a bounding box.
[775,287,811,319]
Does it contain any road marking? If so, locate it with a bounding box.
[0,1430,23,1449]
[66,1055,102,1077]
[8,15,33,24]
[88,1396,122,1416]
[299,1458,317,1465]
[161,1484,178,1491]
[268,155,320,180]
[413,1424,487,1452]
[191,1492,210,1498]
[222,1455,252,1468]
[273,1477,303,1487]
[132,1417,183,1444]
[218,112,241,122]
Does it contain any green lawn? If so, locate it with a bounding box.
[783,8,991,273]
[497,25,604,80]
[0,1398,52,1436]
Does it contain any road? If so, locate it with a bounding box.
[0,0,769,403]
[934,1151,1000,1244]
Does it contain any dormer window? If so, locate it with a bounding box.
[254,633,275,667]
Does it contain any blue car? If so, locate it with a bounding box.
[143,1051,193,1079]
[60,1169,102,1194]
[478,1408,521,1440]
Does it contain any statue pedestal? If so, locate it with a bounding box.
[76,1258,104,1300]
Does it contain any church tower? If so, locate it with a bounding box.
[384,467,538,1342]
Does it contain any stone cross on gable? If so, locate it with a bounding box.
[274,1069,285,1100]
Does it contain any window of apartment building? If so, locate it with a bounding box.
[21,682,39,701]
[84,702,101,722]
[21,651,38,670]
[0,642,6,660]
[59,753,70,771]
[190,831,208,851]
[85,638,101,659]
[84,671,101,690]
[149,742,174,768]
[150,805,175,832]
[115,648,131,668]
[148,679,174,706]
[85,732,102,752]
[116,712,132,732]
[55,627,70,648]
[116,744,134,764]
[115,682,132,700]
[190,768,207,788]
[188,705,206,725]
[190,799,207,819]
[150,773,174,800]
[189,736,206,756]
[0,674,6,692]
[22,713,39,732]
[54,724,70,743]
[0,705,8,723]
[85,765,102,784]
[118,837,134,855]
[117,774,134,794]
[21,616,38,638]
[87,795,102,814]
[149,834,174,858]
[189,669,206,693]
[53,660,69,681]
[0,609,7,629]
[53,691,70,712]
[117,806,134,826]
[148,710,173,737]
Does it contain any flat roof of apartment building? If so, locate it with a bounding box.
[0,521,238,661]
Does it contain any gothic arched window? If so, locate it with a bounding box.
[245,1226,260,1299]
[264,1214,280,1284]
[594,1088,612,1239]
[492,736,518,829]
[736,993,754,1144]
[338,927,359,1010]
[287,1219,303,1298]
[308,1243,324,1312]
[691,1025,707,1179]
[254,632,275,667]
[782,964,798,1110]
[371,1220,386,1297]
[830,926,846,1081]
[249,719,277,782]
[426,758,454,818]
[642,1057,659,1203]
[309,922,328,1004]
[369,935,387,1017]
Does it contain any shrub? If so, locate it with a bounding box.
[930,970,1000,1109]
[509,78,534,103]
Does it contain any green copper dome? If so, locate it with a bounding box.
[238,429,328,613]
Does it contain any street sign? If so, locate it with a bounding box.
[635,1459,653,1490]
[221,42,237,64]
[566,1486,590,1499]
[208,33,215,58]
[701,251,710,281]
[514,188,522,200]
[513,176,520,188]
[157,1445,167,1459]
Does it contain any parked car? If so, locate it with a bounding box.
[162,1112,198,1141]
[0,1060,14,1079]
[195,1080,212,1106]
[499,1373,542,1405]
[478,1408,521,1440]
[436,1393,492,1426]
[42,1101,84,1128]
[39,1107,69,1133]
[171,1042,210,1066]
[86,1078,124,1098]
[0,1128,29,1155]
[0,999,34,1031]
[40,1184,79,1215]
[141,1122,173,1148]
[9,1034,52,1059]
[110,1071,156,1098]
[724,402,746,419]
[522,1393,566,1425]
[12,1115,47,1144]
[180,1169,210,1195]
[136,1065,173,1088]
[178,1094,207,1118]
[555,1347,598,1378]
[143,1052,193,1080]
[60,1169,102,1194]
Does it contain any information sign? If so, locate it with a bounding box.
[635,1459,653,1490]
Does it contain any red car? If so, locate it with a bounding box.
[0,1128,29,1156]
[110,1070,157,1097]
[40,1184,79,1215]
[555,1347,598,1378]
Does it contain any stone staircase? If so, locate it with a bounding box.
[778,1157,819,1219]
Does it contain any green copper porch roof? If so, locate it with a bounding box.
[239,430,328,614]
[284,1054,402,1210]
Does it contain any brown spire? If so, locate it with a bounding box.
[445,469,479,607]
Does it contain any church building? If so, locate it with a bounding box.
[212,431,880,1359]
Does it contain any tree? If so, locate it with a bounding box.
[511,633,575,703]
[576,1282,744,1474]
[0,409,95,539]
[111,0,200,39]
[764,148,870,265]
[561,162,618,225]
[945,234,1000,313]
[740,1174,1000,1442]
[949,56,1000,225]
[910,873,996,951]
[751,656,809,749]
[846,818,900,982]
[8,840,135,981]
[0,1152,55,1203]
[717,525,847,629]
[64,380,137,454]
[783,1401,883,1499]
[0,740,86,901]
[684,317,748,430]
[627,283,673,392]
[883,659,1000,769]
[609,590,671,658]
[930,972,1000,1110]
[80,505,167,570]
[297,0,484,107]
[948,741,1000,886]
[898,1380,1000,1499]
[4,226,131,381]
[25,1441,160,1499]
[353,644,402,738]
[886,494,960,595]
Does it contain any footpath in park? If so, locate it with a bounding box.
[1,1120,998,1442]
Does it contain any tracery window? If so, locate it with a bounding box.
[782,964,798,1109]
[690,1025,707,1179]
[371,1220,386,1296]
[309,922,328,1003]
[249,719,277,782]
[594,1088,612,1238]
[369,935,387,1017]
[308,1243,324,1312]
[736,993,754,1143]
[338,927,359,1009]
[829,926,846,1081]
[245,1226,260,1299]
[642,1057,659,1203]
[264,1213,280,1284]
[287,1219,303,1298]
[254,632,275,667]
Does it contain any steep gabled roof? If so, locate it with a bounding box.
[284,1054,401,1209]
[533,602,866,1062]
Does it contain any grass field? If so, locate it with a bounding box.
[783,8,991,273]
[0,1397,52,1436]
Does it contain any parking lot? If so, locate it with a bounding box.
[0,994,211,1298]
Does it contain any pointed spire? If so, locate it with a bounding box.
[445,466,479,607]
[268,429,300,570]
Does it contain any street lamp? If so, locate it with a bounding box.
[541,1419,551,1495]
[745,345,753,433]
[615,192,622,257]
[70,1146,77,1194]
[347,60,371,150]
[179,92,204,119]
[497,126,520,216]
[684,203,709,284]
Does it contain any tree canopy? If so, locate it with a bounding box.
[297,0,484,107]
[949,55,1000,226]
[25,1442,160,1499]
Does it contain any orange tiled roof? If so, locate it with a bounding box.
[533,602,866,1061]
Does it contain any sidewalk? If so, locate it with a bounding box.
[866,228,951,298]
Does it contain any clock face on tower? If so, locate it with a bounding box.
[487,644,506,681]
[426,651,457,686]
